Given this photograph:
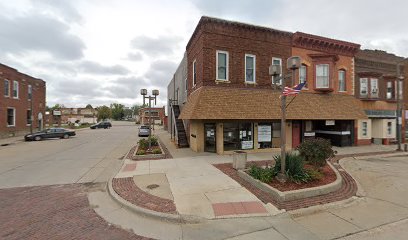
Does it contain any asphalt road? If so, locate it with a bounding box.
[0,121,139,188]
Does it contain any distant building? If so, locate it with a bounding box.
[0,63,46,138]
[139,107,165,126]
[60,107,98,124]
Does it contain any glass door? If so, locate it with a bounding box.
[204,123,216,152]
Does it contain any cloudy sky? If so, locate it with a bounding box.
[1,0,407,109]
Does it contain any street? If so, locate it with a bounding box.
[0,121,138,188]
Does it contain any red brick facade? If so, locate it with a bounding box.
[0,64,46,138]
[139,107,165,125]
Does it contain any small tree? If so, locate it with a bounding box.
[97,105,111,121]
[110,103,125,120]
[297,138,336,167]
[85,104,93,109]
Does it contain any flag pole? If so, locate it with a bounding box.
[285,95,297,109]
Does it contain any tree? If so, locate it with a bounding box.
[131,104,147,116]
[97,105,111,121]
[110,103,125,120]
[50,104,65,110]
[85,104,93,109]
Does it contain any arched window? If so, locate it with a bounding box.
[338,69,346,92]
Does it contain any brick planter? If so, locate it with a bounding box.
[238,161,342,202]
[132,142,166,160]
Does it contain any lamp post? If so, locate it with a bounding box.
[396,63,405,151]
[269,56,301,183]
[140,89,159,151]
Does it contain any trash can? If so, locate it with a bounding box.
[233,151,247,170]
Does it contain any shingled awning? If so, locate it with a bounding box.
[179,87,367,120]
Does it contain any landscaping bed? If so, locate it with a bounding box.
[129,136,171,161]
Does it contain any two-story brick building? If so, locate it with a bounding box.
[169,17,367,154]
[139,107,166,126]
[355,49,406,145]
[0,64,46,138]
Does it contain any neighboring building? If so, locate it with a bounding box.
[60,107,98,124]
[171,16,367,154]
[355,49,406,145]
[167,52,189,147]
[0,64,46,138]
[139,107,165,126]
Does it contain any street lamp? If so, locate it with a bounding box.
[396,62,405,151]
[269,56,302,183]
[140,88,159,151]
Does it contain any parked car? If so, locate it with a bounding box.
[25,128,76,141]
[90,122,112,129]
[138,125,151,137]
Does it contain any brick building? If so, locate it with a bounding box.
[139,107,165,126]
[355,49,406,145]
[60,107,98,124]
[0,64,46,138]
[169,17,368,154]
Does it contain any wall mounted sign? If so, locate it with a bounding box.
[258,125,272,142]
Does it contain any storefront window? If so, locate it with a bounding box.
[258,123,272,149]
[224,123,253,151]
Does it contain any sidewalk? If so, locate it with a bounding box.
[99,128,408,239]
[0,135,24,146]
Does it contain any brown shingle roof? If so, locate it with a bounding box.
[179,87,367,120]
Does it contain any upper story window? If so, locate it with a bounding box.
[216,51,229,81]
[338,70,346,92]
[272,57,282,85]
[386,81,393,99]
[360,78,368,97]
[299,65,307,87]
[370,78,379,98]
[4,79,10,97]
[316,64,329,88]
[192,59,197,86]
[13,80,19,98]
[245,54,256,83]
[28,84,32,100]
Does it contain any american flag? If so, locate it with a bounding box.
[282,82,307,96]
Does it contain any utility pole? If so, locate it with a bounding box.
[396,63,404,151]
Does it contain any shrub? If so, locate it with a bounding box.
[305,168,324,181]
[138,139,148,150]
[273,153,311,183]
[148,136,159,146]
[297,138,336,167]
[248,165,274,183]
[152,148,162,154]
[136,150,146,155]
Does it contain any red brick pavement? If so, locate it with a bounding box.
[112,177,177,214]
[214,151,396,211]
[0,184,152,240]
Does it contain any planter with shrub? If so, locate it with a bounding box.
[133,135,166,160]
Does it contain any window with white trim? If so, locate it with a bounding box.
[272,58,282,85]
[370,78,379,98]
[4,79,9,96]
[245,54,256,83]
[13,80,19,98]
[192,59,196,86]
[28,84,32,100]
[386,81,393,99]
[7,108,15,127]
[360,78,368,97]
[316,64,329,88]
[216,51,228,81]
[362,121,368,137]
[338,70,346,92]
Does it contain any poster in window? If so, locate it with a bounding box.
[241,141,253,149]
[258,125,272,142]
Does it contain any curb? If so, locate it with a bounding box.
[107,177,204,224]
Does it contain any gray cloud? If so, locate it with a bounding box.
[131,35,183,57]
[127,52,143,61]
[144,60,178,86]
[32,0,83,23]
[77,61,130,75]
[105,76,146,99]
[0,14,85,60]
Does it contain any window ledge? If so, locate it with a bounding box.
[314,87,333,92]
[7,125,15,128]
[244,81,257,85]
[215,80,231,84]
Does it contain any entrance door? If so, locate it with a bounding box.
[204,123,216,152]
[292,121,301,148]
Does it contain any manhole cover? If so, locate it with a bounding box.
[147,184,160,190]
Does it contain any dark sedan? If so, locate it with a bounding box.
[25,128,76,141]
[90,122,112,129]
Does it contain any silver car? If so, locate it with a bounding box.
[138,125,150,137]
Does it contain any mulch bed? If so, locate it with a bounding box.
[214,151,397,211]
[126,138,173,161]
